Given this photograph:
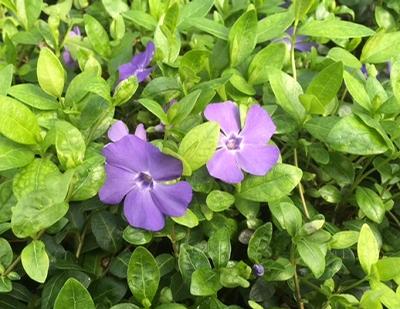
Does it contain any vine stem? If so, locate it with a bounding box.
[291,245,304,309]
[338,277,368,293]
[75,223,90,259]
[294,148,310,219]
[290,21,298,81]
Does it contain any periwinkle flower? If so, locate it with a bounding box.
[282,27,316,52]
[118,42,155,83]
[99,120,193,231]
[204,102,279,184]
[62,26,81,68]
[252,264,265,277]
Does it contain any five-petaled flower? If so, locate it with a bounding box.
[99,120,193,231]
[204,102,280,184]
[118,42,155,83]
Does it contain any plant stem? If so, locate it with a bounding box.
[301,278,329,296]
[76,223,89,259]
[291,245,304,309]
[294,148,310,219]
[338,277,368,293]
[290,22,298,81]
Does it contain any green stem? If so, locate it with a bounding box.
[291,245,305,309]
[294,148,310,219]
[290,21,298,81]
[301,278,329,296]
[338,277,368,293]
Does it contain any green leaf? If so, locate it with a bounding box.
[112,76,138,106]
[220,261,251,288]
[248,223,273,263]
[55,120,86,169]
[167,90,201,125]
[54,278,95,309]
[248,43,286,85]
[330,231,359,249]
[268,198,302,236]
[84,14,111,58]
[361,31,400,63]
[178,122,220,172]
[178,244,211,283]
[190,268,221,296]
[0,95,41,145]
[37,47,64,97]
[228,9,257,67]
[8,84,58,110]
[206,190,235,212]
[138,98,169,124]
[390,59,400,103]
[13,158,60,200]
[0,238,13,268]
[171,209,199,228]
[179,0,214,29]
[298,19,375,39]
[343,71,371,110]
[356,187,385,223]
[21,240,49,283]
[297,238,326,278]
[0,64,13,95]
[370,281,400,309]
[374,257,400,281]
[0,136,34,171]
[305,62,343,113]
[294,0,314,23]
[360,290,384,309]
[357,223,379,275]
[208,228,231,268]
[0,276,12,292]
[127,247,160,307]
[123,226,152,245]
[268,68,306,124]
[16,0,42,30]
[326,115,388,155]
[184,17,228,40]
[122,10,157,31]
[102,0,128,18]
[142,77,182,101]
[327,47,362,69]
[91,211,123,253]
[256,11,294,43]
[239,164,302,202]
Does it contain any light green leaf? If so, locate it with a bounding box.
[239,164,302,202]
[0,238,13,268]
[190,268,221,296]
[327,47,362,69]
[208,228,231,268]
[361,31,400,63]
[268,198,302,236]
[54,278,95,309]
[8,84,59,110]
[178,122,220,172]
[248,223,273,264]
[269,68,306,124]
[356,187,385,223]
[206,190,235,212]
[37,47,65,97]
[178,244,211,283]
[0,95,41,145]
[256,11,294,43]
[123,10,157,31]
[184,17,228,40]
[297,238,326,278]
[171,209,199,228]
[357,224,379,275]
[330,231,359,249]
[21,240,49,283]
[375,257,400,281]
[294,0,314,23]
[84,14,111,58]
[298,19,375,39]
[138,98,169,124]
[0,64,13,95]
[228,9,257,67]
[167,90,201,125]
[0,136,34,171]
[343,70,371,110]
[16,0,42,30]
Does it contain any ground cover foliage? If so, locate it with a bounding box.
[1,0,400,308]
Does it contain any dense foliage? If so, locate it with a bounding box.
[1,0,400,308]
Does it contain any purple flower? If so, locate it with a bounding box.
[62,26,81,68]
[252,264,265,277]
[118,42,155,83]
[99,121,193,231]
[278,27,316,52]
[204,102,279,184]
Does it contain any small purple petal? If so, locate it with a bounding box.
[99,164,136,204]
[154,123,165,132]
[204,101,241,135]
[207,149,244,183]
[103,135,149,172]
[108,120,129,142]
[135,67,153,83]
[124,188,165,231]
[295,40,315,52]
[118,62,136,81]
[131,42,155,68]
[71,26,81,37]
[152,182,192,217]
[62,49,75,68]
[236,144,279,176]
[252,264,265,277]
[147,144,183,181]
[134,123,147,141]
[240,105,276,144]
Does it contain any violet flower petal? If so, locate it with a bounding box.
[152,182,192,217]
[204,101,241,135]
[124,188,165,231]
[236,144,280,176]
[108,120,129,142]
[207,149,244,183]
[134,123,147,141]
[135,67,154,82]
[131,42,155,68]
[98,164,136,204]
[103,135,149,172]
[240,105,276,144]
[147,144,183,181]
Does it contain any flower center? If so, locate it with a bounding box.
[225,135,242,150]
[136,172,154,189]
